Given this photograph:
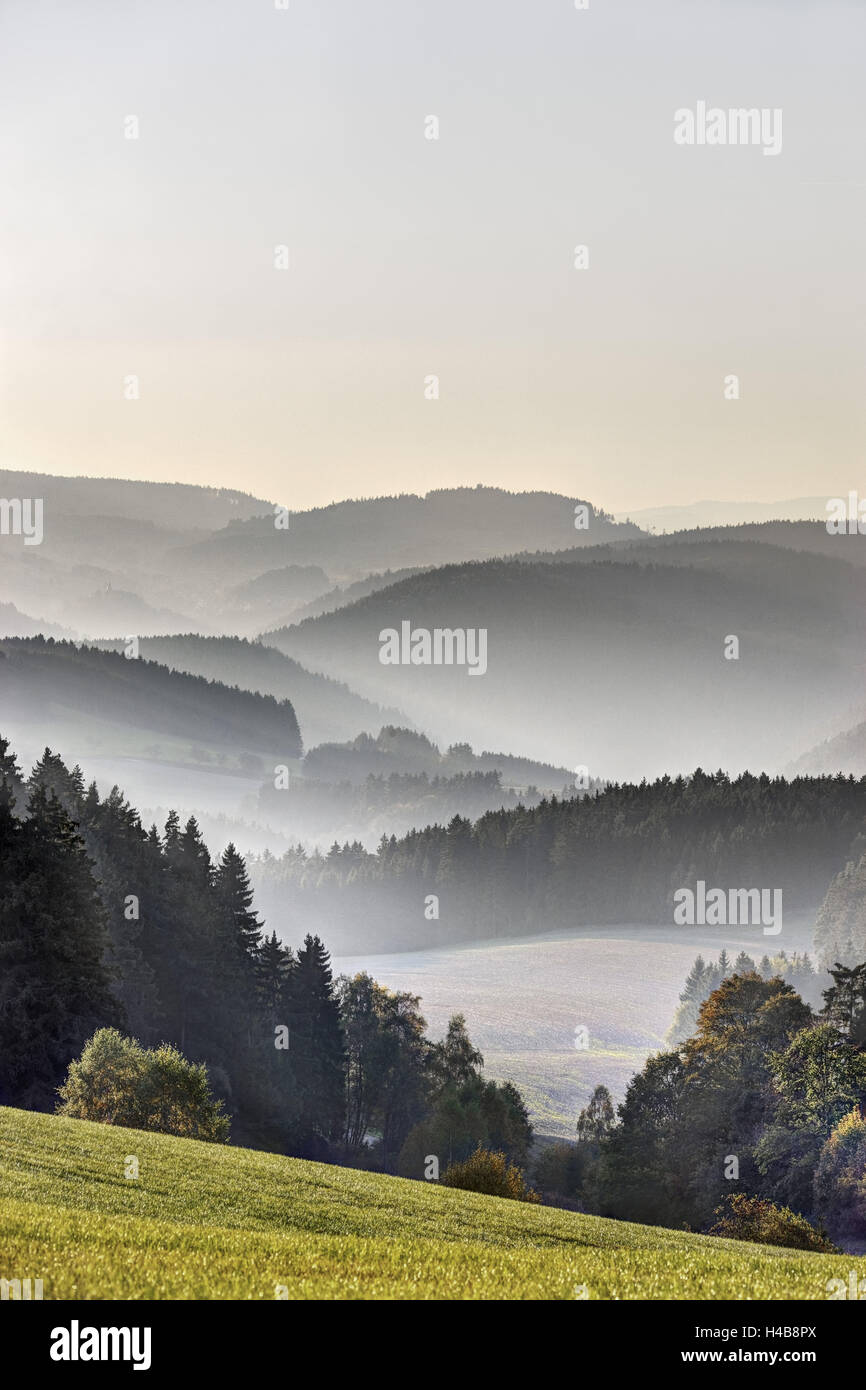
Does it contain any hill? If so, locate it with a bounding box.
[0,473,638,639]
[615,498,829,531]
[301,726,574,791]
[254,727,583,847]
[0,1108,848,1300]
[249,769,866,954]
[177,486,640,584]
[61,585,200,639]
[92,633,409,750]
[618,521,866,567]
[0,637,302,773]
[530,528,866,573]
[0,469,272,530]
[262,540,866,777]
[0,470,285,635]
[0,601,70,639]
[228,564,332,624]
[288,566,430,625]
[789,719,866,778]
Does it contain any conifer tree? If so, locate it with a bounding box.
[291,935,345,1148]
[821,962,866,1046]
[0,735,25,812]
[0,784,119,1108]
[216,844,263,959]
[257,931,295,1023]
[681,955,707,1001]
[78,783,162,1042]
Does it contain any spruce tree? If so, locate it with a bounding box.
[821,962,866,1046]
[0,784,120,1108]
[257,932,295,1023]
[216,844,263,959]
[291,935,345,1149]
[0,735,25,812]
[79,782,162,1042]
[681,955,707,1002]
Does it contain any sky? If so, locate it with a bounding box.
[1,0,863,513]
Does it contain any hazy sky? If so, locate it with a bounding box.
[1,0,862,512]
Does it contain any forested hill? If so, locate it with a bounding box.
[789,719,866,779]
[263,543,866,777]
[0,736,338,1155]
[0,469,273,530]
[249,771,866,954]
[92,633,405,749]
[178,486,639,581]
[0,637,302,764]
[300,726,573,789]
[629,521,866,567]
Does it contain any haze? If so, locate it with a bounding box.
[2,0,863,513]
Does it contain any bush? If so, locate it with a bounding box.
[396,1076,532,1180]
[709,1193,837,1253]
[56,1028,230,1143]
[441,1147,540,1203]
[814,1108,866,1243]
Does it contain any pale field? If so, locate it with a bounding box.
[334,919,817,1137]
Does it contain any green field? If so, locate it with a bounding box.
[0,1107,853,1300]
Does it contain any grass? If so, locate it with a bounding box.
[0,1107,856,1300]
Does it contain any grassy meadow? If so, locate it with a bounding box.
[0,1107,853,1300]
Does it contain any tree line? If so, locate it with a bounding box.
[249,769,866,954]
[256,768,544,843]
[666,948,825,1044]
[0,637,303,761]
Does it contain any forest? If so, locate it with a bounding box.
[6,726,866,1252]
[0,735,529,1176]
[249,770,866,955]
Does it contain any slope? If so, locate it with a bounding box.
[0,1108,850,1300]
[92,633,410,750]
[0,637,302,770]
[262,544,866,778]
[789,719,866,778]
[178,486,641,584]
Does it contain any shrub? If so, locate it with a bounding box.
[709,1193,837,1253]
[441,1147,540,1203]
[56,1028,230,1143]
[813,1108,866,1242]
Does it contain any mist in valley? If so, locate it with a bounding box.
[3,472,865,1140]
